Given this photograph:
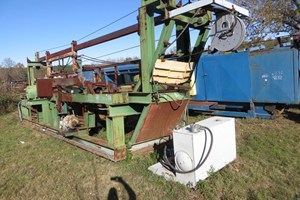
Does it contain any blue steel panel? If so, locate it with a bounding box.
[193,63,206,100]
[250,48,299,103]
[83,64,139,85]
[194,51,251,102]
[83,71,94,81]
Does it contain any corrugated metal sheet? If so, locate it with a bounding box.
[194,51,251,102]
[193,47,300,104]
[250,48,299,103]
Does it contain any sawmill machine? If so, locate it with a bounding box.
[20,0,248,161]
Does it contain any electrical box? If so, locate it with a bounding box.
[173,116,236,187]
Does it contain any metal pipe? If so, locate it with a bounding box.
[38,16,164,62]
[39,24,139,62]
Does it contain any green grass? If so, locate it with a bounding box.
[0,110,300,200]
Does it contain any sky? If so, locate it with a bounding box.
[0,0,143,65]
[0,0,256,66]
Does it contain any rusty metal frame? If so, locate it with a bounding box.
[20,0,248,161]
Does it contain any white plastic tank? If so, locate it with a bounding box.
[173,116,236,187]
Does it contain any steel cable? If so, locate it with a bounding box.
[38,9,138,53]
[76,9,138,42]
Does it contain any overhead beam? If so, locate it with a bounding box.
[38,0,249,63]
[39,24,139,62]
[39,16,165,62]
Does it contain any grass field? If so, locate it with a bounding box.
[0,109,299,200]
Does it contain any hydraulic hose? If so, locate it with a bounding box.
[161,125,213,174]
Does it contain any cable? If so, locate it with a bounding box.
[37,6,200,54]
[38,9,138,53]
[84,29,198,61]
[61,56,71,71]
[218,13,238,39]
[160,93,186,107]
[77,9,138,42]
[89,28,194,60]
[162,126,213,174]
[93,44,141,59]
[165,12,198,52]
[160,125,213,174]
[81,55,114,64]
[38,43,70,53]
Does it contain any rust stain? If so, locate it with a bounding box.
[61,93,73,102]
[135,100,189,144]
[114,147,127,161]
[36,79,53,97]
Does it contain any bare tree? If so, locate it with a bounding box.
[1,58,16,68]
[0,58,27,92]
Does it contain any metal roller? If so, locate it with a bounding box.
[209,13,246,52]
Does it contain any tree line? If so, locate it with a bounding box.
[0,58,28,93]
[233,0,299,45]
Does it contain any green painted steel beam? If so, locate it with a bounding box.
[128,93,152,104]
[26,99,49,106]
[27,62,46,86]
[49,102,59,129]
[70,93,129,105]
[149,20,176,93]
[106,116,125,148]
[108,105,141,117]
[128,92,187,104]
[22,100,59,129]
[132,79,141,92]
[153,19,175,60]
[172,15,209,28]
[156,92,188,103]
[139,6,155,93]
[191,27,211,63]
[26,85,37,99]
[84,112,96,128]
[106,117,113,146]
[27,67,35,86]
[128,105,150,146]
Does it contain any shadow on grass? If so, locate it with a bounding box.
[108,176,136,200]
[283,109,300,124]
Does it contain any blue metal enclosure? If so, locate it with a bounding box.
[83,64,139,85]
[83,48,299,119]
[190,47,300,118]
[250,48,300,103]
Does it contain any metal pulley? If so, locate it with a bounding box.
[209,13,246,52]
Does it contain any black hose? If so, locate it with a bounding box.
[160,125,213,174]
